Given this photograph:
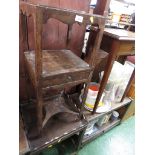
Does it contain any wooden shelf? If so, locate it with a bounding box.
[69,93,131,122]
[42,95,80,128]
[85,97,131,122]
[82,119,121,144]
[21,94,82,137]
[21,103,87,153]
[29,119,87,153]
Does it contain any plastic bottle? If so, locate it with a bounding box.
[102,82,114,107]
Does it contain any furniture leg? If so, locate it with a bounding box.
[121,69,135,102]
[77,127,87,151]
[79,71,93,118]
[92,40,120,114]
[35,86,43,135]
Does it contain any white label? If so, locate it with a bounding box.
[75,15,83,23]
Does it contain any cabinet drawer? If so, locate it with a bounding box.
[43,70,91,88]
[118,41,135,55]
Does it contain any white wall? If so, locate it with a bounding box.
[110,0,135,15]
[90,0,97,5]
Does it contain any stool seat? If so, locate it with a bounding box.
[24,50,92,88]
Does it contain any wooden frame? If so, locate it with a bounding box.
[93,31,135,114]
[20,1,106,137]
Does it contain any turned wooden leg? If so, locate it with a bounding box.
[35,86,43,135]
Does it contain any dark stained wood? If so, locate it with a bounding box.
[59,0,91,56]
[101,29,135,56]
[93,39,120,114]
[25,50,91,77]
[21,104,87,153]
[31,120,86,152]
[33,7,44,134]
[35,86,43,134]
[77,126,87,150]
[102,28,135,57]
[66,24,73,49]
[100,35,113,53]
[121,69,135,102]
[20,11,29,52]
[24,50,92,88]
[20,1,106,137]
[20,1,106,26]
[33,7,43,81]
[92,50,109,82]
[127,80,135,99]
[84,0,111,66]
[20,0,91,102]
[116,106,129,120]
[93,0,111,16]
[93,28,135,113]
[19,116,30,155]
[84,30,98,64]
[91,28,105,66]
[104,28,135,41]
[118,41,135,56]
[26,0,90,56]
[20,10,31,102]
[27,0,59,6]
[79,70,93,118]
[42,95,79,128]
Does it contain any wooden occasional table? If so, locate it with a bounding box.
[101,28,135,57]
[93,28,135,113]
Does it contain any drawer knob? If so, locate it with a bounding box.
[68,76,72,80]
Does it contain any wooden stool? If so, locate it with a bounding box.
[20,1,106,138]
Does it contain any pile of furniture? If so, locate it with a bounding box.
[19,1,135,155]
